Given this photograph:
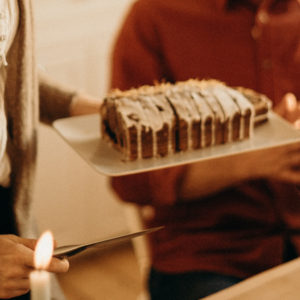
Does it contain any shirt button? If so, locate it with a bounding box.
[0,35,6,41]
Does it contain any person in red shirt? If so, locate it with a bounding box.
[110,0,300,299]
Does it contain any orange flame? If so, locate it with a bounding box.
[34,231,54,270]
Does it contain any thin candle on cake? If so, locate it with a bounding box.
[30,231,54,300]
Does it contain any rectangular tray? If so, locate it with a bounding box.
[53,112,300,176]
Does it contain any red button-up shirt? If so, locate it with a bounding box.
[110,0,300,278]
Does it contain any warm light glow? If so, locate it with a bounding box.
[34,231,54,270]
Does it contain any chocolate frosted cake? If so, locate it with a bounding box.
[100,79,272,160]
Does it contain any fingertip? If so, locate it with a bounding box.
[285,93,297,112]
[294,119,300,130]
[48,257,70,273]
[60,259,70,273]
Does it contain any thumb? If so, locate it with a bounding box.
[294,119,300,130]
[47,257,70,273]
[274,93,297,117]
[284,93,297,112]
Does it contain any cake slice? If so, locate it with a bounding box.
[189,89,214,148]
[207,83,241,142]
[199,88,227,145]
[149,93,176,156]
[223,87,254,139]
[165,87,200,151]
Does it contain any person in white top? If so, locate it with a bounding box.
[0,1,102,299]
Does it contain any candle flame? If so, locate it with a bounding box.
[34,231,54,270]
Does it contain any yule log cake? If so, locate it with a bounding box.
[100,79,272,161]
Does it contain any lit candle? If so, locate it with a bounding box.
[30,231,54,300]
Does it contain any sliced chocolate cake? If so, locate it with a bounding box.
[100,79,272,161]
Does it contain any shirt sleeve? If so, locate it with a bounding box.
[38,72,76,124]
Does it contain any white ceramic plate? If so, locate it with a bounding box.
[53,112,300,176]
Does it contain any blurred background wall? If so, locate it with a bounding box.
[32,0,134,246]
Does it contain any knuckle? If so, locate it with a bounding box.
[9,252,21,266]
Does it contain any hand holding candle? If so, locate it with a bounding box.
[0,235,36,299]
[0,232,68,299]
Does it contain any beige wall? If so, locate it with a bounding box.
[33,0,134,246]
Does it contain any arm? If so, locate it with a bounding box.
[113,140,300,205]
[179,142,300,201]
[39,72,75,124]
[39,73,102,124]
[112,93,300,204]
[0,235,68,299]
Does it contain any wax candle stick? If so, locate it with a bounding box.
[30,231,54,300]
[30,270,50,300]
